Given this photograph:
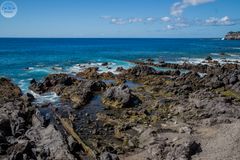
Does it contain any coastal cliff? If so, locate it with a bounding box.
[224,31,240,40]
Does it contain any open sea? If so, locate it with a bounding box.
[0,38,240,92]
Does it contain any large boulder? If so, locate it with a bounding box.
[102,84,139,108]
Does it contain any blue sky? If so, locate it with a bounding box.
[0,0,239,38]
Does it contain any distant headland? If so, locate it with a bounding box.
[224,31,240,40]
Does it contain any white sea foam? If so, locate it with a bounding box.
[26,66,65,76]
[28,68,51,73]
[218,58,240,64]
[23,67,34,70]
[29,90,60,105]
[198,72,207,78]
[175,57,206,65]
[68,60,135,75]
[210,52,240,58]
[18,80,29,92]
[52,66,63,71]
[228,53,239,57]
[176,57,240,65]
[210,53,220,56]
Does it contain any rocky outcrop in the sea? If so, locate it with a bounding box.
[30,74,106,108]
[224,31,240,40]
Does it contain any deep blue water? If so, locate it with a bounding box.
[0,38,240,91]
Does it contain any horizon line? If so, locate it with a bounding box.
[0,37,221,39]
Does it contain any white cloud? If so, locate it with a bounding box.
[171,2,187,16]
[161,16,171,22]
[128,18,143,23]
[183,0,215,5]
[176,23,189,27]
[164,22,189,30]
[146,17,155,22]
[205,16,235,26]
[101,16,111,19]
[166,25,175,30]
[111,18,127,25]
[101,14,238,29]
[171,0,215,16]
[102,16,155,25]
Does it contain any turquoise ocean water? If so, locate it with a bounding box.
[0,38,240,91]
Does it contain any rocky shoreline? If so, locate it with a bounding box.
[1,59,240,160]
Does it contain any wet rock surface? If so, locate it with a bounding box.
[2,61,240,159]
